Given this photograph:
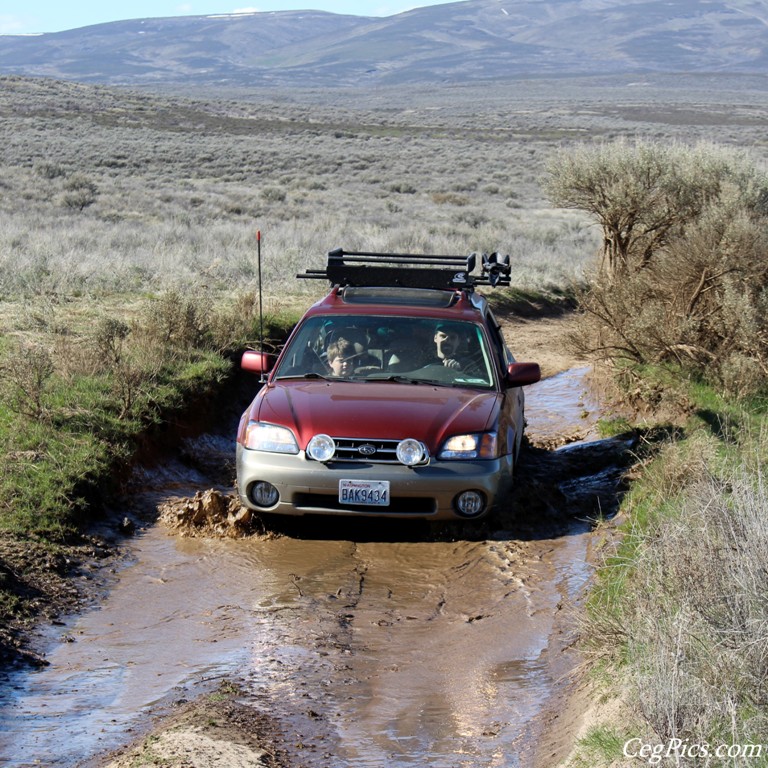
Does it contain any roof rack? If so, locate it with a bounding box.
[298,248,511,290]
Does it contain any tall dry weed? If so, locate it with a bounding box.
[622,440,768,758]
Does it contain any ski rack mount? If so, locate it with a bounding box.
[298,248,512,291]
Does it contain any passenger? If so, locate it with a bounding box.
[325,327,378,369]
[326,337,359,377]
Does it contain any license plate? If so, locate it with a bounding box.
[339,479,390,506]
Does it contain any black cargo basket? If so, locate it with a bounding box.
[298,248,511,291]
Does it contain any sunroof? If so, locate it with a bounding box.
[341,286,457,307]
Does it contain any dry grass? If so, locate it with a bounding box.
[4,74,768,304]
[631,451,768,753]
[0,75,605,299]
[576,423,768,766]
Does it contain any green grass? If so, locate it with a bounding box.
[0,349,231,541]
[595,416,634,438]
[569,726,632,768]
[0,289,297,647]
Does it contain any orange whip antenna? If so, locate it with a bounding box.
[257,229,264,353]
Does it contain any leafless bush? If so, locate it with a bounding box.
[94,301,199,419]
[110,357,159,421]
[94,317,130,368]
[206,291,263,352]
[0,341,54,420]
[547,140,768,396]
[141,291,209,352]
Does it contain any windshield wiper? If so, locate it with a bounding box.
[276,371,332,380]
[364,374,427,384]
[369,374,490,389]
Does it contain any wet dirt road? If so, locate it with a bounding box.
[0,366,630,767]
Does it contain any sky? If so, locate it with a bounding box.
[0,0,447,35]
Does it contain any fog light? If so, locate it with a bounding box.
[396,438,426,466]
[251,481,279,508]
[307,434,336,462]
[455,490,486,518]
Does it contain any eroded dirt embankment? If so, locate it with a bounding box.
[0,310,634,768]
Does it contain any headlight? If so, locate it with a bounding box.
[307,434,336,462]
[244,422,299,454]
[438,432,498,460]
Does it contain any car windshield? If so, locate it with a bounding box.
[273,314,495,389]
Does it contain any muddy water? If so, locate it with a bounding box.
[262,533,595,767]
[0,367,622,767]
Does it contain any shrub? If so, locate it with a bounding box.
[260,187,286,203]
[0,342,54,420]
[547,140,768,396]
[60,174,98,212]
[388,182,417,194]
[142,291,209,352]
[95,317,130,368]
[35,162,66,179]
[546,140,734,279]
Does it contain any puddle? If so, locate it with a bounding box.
[0,367,622,767]
[0,535,260,765]
[524,366,600,446]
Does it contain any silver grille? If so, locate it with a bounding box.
[332,437,402,463]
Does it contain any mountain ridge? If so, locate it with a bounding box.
[1,0,767,87]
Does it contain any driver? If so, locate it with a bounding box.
[433,323,465,369]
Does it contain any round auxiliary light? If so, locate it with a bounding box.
[455,490,486,518]
[251,481,279,508]
[307,434,336,462]
[396,438,426,467]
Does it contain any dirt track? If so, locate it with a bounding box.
[0,311,630,768]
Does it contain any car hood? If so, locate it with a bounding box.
[254,380,501,451]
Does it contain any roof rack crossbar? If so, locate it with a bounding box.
[329,255,465,267]
[297,248,511,290]
[334,250,468,264]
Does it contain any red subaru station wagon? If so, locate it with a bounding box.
[236,249,540,521]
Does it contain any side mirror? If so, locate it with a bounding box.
[505,361,541,387]
[241,350,276,374]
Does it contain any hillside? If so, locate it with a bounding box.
[1,0,767,87]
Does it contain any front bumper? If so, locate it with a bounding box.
[236,445,514,520]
